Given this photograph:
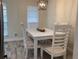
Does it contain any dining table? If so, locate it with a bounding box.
[26,28,54,59]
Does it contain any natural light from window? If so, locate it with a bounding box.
[27,6,39,28]
[3,5,8,37]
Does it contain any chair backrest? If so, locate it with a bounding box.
[52,24,70,50]
[21,23,27,49]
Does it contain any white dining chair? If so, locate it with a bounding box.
[21,24,33,59]
[21,24,42,59]
[40,24,70,59]
[6,41,17,59]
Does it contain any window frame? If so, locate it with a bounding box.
[27,6,39,28]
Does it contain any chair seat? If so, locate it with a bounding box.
[26,39,41,48]
[44,47,65,57]
[26,39,52,49]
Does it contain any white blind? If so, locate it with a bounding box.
[27,6,39,23]
[3,5,8,37]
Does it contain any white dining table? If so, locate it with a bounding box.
[26,28,54,59]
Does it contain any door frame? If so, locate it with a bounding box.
[0,0,4,59]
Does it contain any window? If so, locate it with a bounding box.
[3,6,8,37]
[27,6,39,28]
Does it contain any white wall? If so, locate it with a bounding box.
[39,10,47,29]
[56,0,65,23]
[66,0,77,53]
[6,0,21,38]
[46,0,69,29]
[4,0,39,38]
[71,0,77,59]
[46,0,56,29]
[46,0,76,28]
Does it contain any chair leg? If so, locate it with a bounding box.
[51,55,53,59]
[41,49,43,59]
[25,48,28,59]
[63,53,66,59]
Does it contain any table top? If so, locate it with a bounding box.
[26,28,54,38]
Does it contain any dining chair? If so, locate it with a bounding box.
[21,24,42,59]
[4,37,26,59]
[40,24,70,59]
[6,41,17,59]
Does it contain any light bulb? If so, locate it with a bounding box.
[39,2,46,7]
[38,0,48,10]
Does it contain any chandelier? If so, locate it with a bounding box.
[38,0,48,10]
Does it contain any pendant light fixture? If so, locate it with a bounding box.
[38,0,48,10]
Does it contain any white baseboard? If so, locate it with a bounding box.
[4,37,24,42]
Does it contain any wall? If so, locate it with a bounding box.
[39,10,47,29]
[46,0,56,29]
[46,0,70,29]
[56,0,68,23]
[6,0,20,38]
[66,0,77,53]
[4,0,40,38]
[71,0,77,58]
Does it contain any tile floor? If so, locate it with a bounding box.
[4,40,73,59]
[27,48,73,59]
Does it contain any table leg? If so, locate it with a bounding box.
[34,40,37,59]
